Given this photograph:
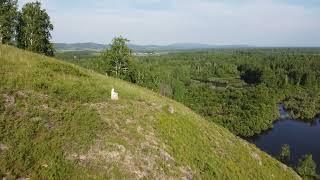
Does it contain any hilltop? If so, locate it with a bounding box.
[0,45,299,179]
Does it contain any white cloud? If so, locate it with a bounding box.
[18,0,320,46]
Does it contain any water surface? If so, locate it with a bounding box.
[248,105,320,172]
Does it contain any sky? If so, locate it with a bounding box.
[18,0,320,46]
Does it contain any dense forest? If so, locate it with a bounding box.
[59,44,320,137]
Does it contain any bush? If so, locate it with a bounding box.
[296,154,317,178]
[279,144,290,163]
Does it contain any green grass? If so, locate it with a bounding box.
[0,45,300,179]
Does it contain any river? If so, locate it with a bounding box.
[248,105,320,173]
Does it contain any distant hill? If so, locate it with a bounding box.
[54,42,251,52]
[0,45,299,179]
[54,43,108,51]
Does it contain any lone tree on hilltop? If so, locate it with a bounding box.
[102,36,133,79]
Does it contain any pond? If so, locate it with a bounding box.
[248,105,320,173]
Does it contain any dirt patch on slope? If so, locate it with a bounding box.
[3,94,15,108]
[68,100,194,179]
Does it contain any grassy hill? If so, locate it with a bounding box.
[0,45,300,179]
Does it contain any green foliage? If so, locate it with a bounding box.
[0,0,18,44]
[0,0,54,55]
[17,2,54,56]
[296,154,317,178]
[282,87,320,120]
[62,48,320,137]
[101,37,133,79]
[279,144,291,163]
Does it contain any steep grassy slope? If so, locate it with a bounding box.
[0,45,300,179]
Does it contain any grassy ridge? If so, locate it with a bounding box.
[0,45,299,179]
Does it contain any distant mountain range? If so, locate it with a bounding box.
[54,42,251,52]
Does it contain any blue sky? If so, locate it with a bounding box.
[19,0,320,46]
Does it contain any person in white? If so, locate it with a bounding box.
[111,88,119,100]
